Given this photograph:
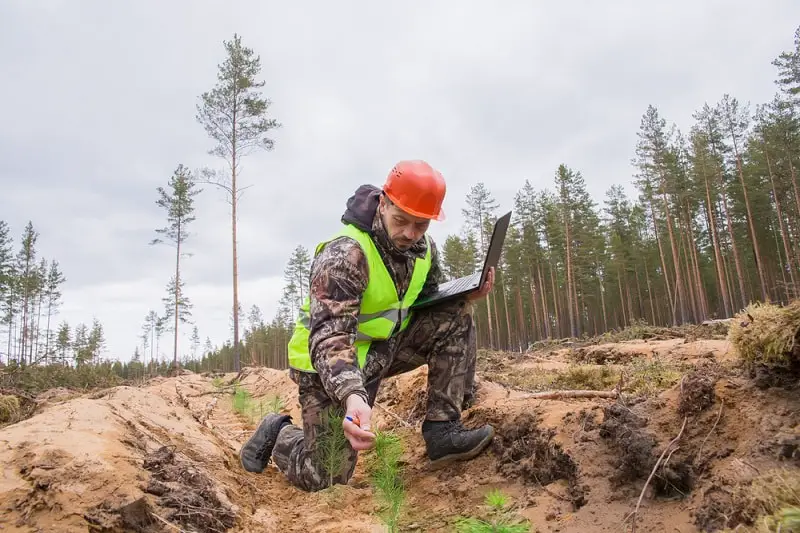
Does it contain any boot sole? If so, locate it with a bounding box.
[239,448,267,473]
[427,426,495,470]
[239,439,269,473]
[239,417,282,473]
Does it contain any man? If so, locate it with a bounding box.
[239,160,496,492]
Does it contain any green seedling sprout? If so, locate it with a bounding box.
[365,430,406,533]
[453,488,532,533]
[317,406,350,487]
[232,385,252,416]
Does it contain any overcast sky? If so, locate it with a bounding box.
[1,1,798,364]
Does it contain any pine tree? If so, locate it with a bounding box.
[161,275,193,331]
[42,260,65,364]
[87,318,106,363]
[190,326,200,361]
[635,106,690,324]
[55,321,70,364]
[284,245,311,311]
[151,164,201,370]
[196,33,282,373]
[73,322,89,365]
[462,183,499,347]
[441,234,478,280]
[0,221,14,363]
[772,25,800,104]
[15,222,39,364]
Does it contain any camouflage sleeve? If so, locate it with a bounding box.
[307,236,370,406]
[419,235,445,298]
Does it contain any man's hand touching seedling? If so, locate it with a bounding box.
[343,394,376,451]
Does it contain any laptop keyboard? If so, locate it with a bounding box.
[439,272,480,296]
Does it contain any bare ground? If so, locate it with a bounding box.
[1,336,799,532]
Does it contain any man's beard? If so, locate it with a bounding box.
[393,237,413,250]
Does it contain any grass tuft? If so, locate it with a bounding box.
[230,384,285,424]
[716,469,800,532]
[729,300,800,369]
[453,488,532,532]
[0,394,21,424]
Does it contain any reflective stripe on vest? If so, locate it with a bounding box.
[286,223,432,373]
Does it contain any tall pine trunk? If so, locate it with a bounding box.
[538,264,551,338]
[649,199,674,325]
[733,147,768,301]
[702,160,731,317]
[765,147,798,297]
[660,189,688,324]
[173,219,182,370]
[231,107,241,372]
[717,172,748,307]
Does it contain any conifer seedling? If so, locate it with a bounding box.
[317,406,350,487]
[365,430,406,533]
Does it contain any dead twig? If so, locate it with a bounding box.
[151,512,189,533]
[695,401,724,461]
[188,388,236,397]
[624,416,688,533]
[374,402,414,428]
[517,389,619,400]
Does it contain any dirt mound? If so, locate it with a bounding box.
[0,378,237,531]
[142,445,237,531]
[474,408,587,509]
[599,404,694,498]
[4,337,800,532]
[678,366,718,417]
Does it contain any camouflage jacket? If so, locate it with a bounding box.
[307,184,444,405]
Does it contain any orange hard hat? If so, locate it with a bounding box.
[382,160,446,221]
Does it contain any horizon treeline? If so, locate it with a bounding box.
[3,26,799,374]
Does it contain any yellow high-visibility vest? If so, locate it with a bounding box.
[287,223,432,373]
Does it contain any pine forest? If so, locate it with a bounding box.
[2,25,800,377]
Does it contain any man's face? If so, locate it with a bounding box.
[380,196,431,251]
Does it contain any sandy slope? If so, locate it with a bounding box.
[1,338,798,532]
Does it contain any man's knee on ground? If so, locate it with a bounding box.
[290,454,357,493]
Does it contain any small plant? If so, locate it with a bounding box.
[625,358,683,397]
[316,406,350,487]
[453,489,532,533]
[211,377,224,388]
[263,393,284,414]
[232,385,253,416]
[365,430,406,532]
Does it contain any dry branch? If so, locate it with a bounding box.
[624,416,688,533]
[188,388,236,398]
[374,402,414,428]
[695,401,724,460]
[517,389,619,400]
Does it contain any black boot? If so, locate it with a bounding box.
[239,413,292,473]
[422,419,494,469]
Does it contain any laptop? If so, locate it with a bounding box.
[411,210,512,310]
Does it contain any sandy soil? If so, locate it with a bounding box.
[1,338,798,532]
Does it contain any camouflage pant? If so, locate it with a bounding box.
[271,298,477,492]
